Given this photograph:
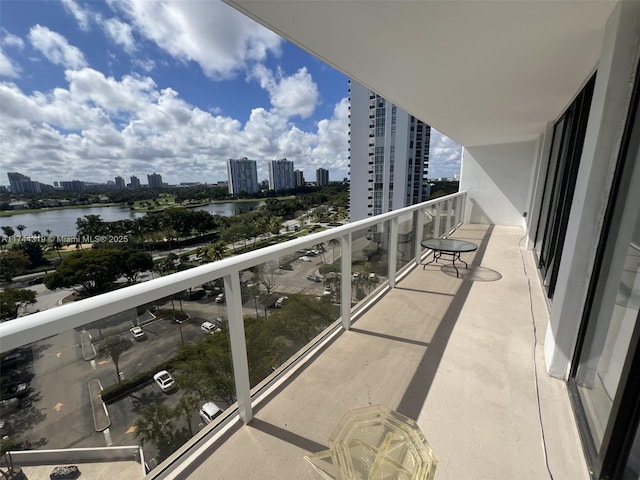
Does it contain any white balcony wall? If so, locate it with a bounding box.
[545,0,640,378]
[460,140,537,226]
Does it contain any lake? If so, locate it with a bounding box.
[0,200,264,237]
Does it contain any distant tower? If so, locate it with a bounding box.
[294,170,305,188]
[268,158,295,191]
[115,176,126,190]
[130,176,141,189]
[7,172,41,193]
[227,157,259,194]
[348,79,431,221]
[147,173,163,189]
[316,168,329,187]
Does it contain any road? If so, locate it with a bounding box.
[3,246,344,456]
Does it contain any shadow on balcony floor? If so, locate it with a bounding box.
[179,224,588,480]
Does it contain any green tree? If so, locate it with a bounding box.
[76,214,107,237]
[134,403,189,462]
[99,334,132,385]
[44,249,123,295]
[270,294,335,345]
[118,250,153,284]
[1,226,14,240]
[11,241,48,268]
[0,251,30,284]
[0,288,37,320]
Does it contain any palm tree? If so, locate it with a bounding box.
[1,226,15,241]
[328,238,340,264]
[99,335,132,384]
[134,403,177,460]
[15,224,26,238]
[32,230,41,238]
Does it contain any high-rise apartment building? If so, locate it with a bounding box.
[115,176,126,190]
[7,172,41,193]
[316,168,329,187]
[348,80,431,221]
[294,170,305,188]
[60,180,86,192]
[227,157,259,195]
[130,176,141,189]
[268,158,295,191]
[147,173,163,189]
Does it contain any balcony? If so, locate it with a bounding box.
[0,192,587,479]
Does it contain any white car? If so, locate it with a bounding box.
[300,256,312,262]
[275,296,288,308]
[214,293,225,303]
[199,402,222,424]
[153,370,175,393]
[323,286,332,296]
[130,326,146,340]
[201,321,221,334]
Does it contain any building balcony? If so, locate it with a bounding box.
[0,192,587,479]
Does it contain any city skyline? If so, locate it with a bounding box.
[0,0,462,187]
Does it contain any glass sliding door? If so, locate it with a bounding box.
[535,75,596,298]
[570,65,640,479]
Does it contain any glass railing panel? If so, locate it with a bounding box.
[421,204,438,242]
[245,243,342,388]
[437,203,447,238]
[396,211,417,272]
[0,279,234,470]
[352,222,389,308]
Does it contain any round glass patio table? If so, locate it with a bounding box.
[421,238,478,277]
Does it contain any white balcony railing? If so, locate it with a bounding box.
[0,191,466,477]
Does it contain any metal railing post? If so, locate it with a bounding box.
[340,233,352,330]
[415,209,424,264]
[444,199,452,236]
[434,202,442,238]
[388,218,399,289]
[224,273,252,424]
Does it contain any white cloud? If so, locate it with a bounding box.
[107,0,281,79]
[102,17,135,53]
[428,129,462,179]
[61,0,92,31]
[28,25,87,69]
[0,49,20,78]
[0,67,348,184]
[252,65,318,119]
[0,30,24,78]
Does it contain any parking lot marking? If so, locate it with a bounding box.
[103,428,113,446]
[126,425,137,434]
[54,402,63,412]
[56,352,62,358]
[90,359,96,370]
[97,359,110,365]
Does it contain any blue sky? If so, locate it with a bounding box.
[0,0,461,186]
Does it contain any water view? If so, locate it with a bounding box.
[1,200,264,237]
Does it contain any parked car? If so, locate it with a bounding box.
[323,286,332,296]
[129,326,146,340]
[199,402,222,424]
[214,293,225,303]
[307,274,322,282]
[279,263,293,270]
[153,370,175,393]
[368,273,378,282]
[299,256,312,262]
[1,381,30,400]
[275,296,289,308]
[201,321,221,334]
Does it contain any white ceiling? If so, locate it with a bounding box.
[225,0,616,147]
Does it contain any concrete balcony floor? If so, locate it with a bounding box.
[174,224,589,479]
